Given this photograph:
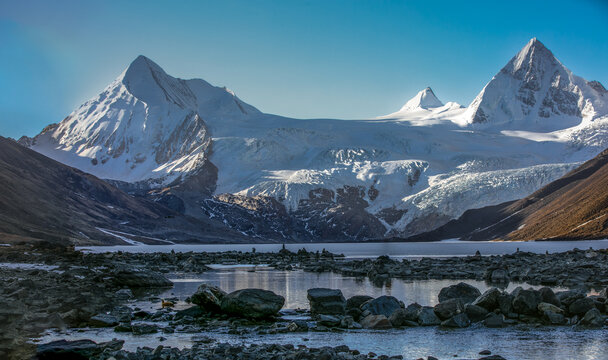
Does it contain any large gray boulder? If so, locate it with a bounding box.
[220,288,285,319]
[190,284,226,312]
[360,295,402,318]
[438,282,481,304]
[568,297,595,316]
[465,304,489,322]
[556,290,585,307]
[472,288,501,311]
[434,298,464,320]
[417,306,441,326]
[511,288,541,315]
[539,287,561,307]
[389,303,421,326]
[307,288,346,315]
[581,308,604,327]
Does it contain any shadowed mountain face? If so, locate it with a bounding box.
[0,137,249,245]
[405,147,608,242]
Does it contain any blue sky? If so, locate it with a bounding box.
[1,0,607,138]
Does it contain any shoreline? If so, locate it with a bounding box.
[2,243,607,359]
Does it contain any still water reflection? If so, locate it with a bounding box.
[165,267,566,308]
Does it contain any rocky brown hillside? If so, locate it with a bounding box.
[405,147,608,241]
[0,137,248,245]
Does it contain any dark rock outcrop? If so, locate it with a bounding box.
[438,283,481,304]
[220,289,285,319]
[307,288,346,316]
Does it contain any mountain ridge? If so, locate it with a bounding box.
[19,38,608,242]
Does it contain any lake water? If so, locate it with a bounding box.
[36,267,604,359]
[161,266,567,309]
[47,241,608,358]
[77,239,608,258]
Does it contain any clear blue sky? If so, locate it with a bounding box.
[1,0,607,138]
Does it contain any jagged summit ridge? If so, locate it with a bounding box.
[400,87,444,112]
[464,38,607,129]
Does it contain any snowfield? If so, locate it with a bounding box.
[23,38,608,238]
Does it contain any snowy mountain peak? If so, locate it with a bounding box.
[399,87,444,112]
[119,55,197,109]
[464,38,608,129]
[505,37,557,78]
[24,55,262,187]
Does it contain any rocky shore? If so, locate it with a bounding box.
[5,242,607,292]
[1,242,607,359]
[300,248,608,292]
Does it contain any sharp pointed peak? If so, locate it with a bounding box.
[124,55,165,75]
[399,87,443,112]
[516,37,555,60]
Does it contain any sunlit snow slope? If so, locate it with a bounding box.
[23,38,608,240]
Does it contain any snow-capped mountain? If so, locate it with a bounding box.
[21,39,608,242]
[400,87,444,112]
[24,55,257,189]
[463,38,608,130]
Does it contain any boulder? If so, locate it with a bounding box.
[441,313,470,328]
[111,268,173,288]
[388,309,407,327]
[307,288,346,315]
[556,291,585,307]
[538,287,560,307]
[538,302,564,315]
[220,289,285,319]
[346,295,373,310]
[390,303,421,326]
[465,304,489,322]
[174,306,205,320]
[483,313,504,328]
[359,314,392,329]
[433,298,464,320]
[36,339,124,359]
[511,288,541,315]
[361,295,402,318]
[417,307,441,326]
[190,284,226,312]
[581,308,604,327]
[317,314,342,327]
[472,288,501,311]
[438,282,481,304]
[115,288,134,300]
[569,297,595,316]
[89,314,119,327]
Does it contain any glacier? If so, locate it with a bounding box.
[21,38,608,240]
